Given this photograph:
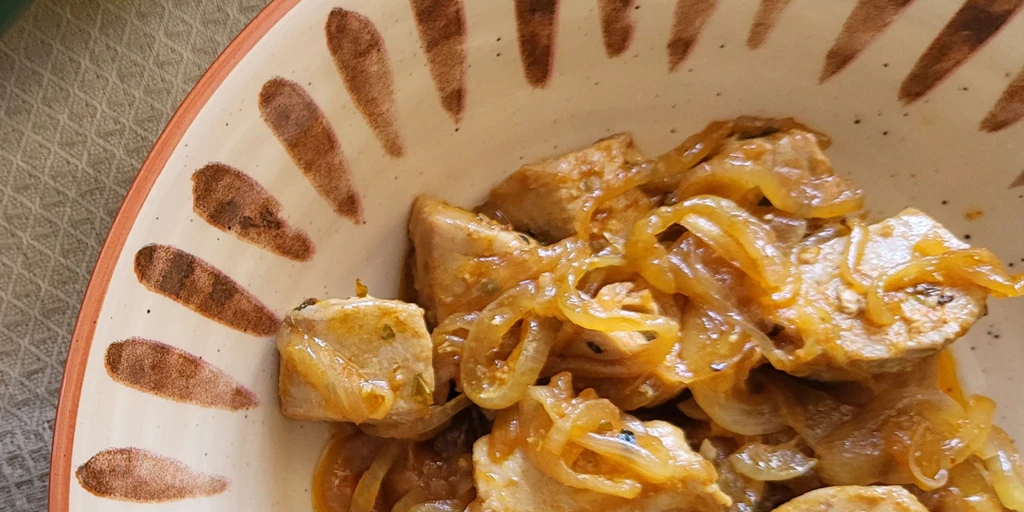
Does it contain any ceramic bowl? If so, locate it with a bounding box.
[50,0,1024,510]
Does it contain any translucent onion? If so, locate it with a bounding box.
[528,446,643,498]
[408,500,471,512]
[391,488,429,512]
[840,219,871,293]
[729,442,818,482]
[279,332,395,423]
[360,394,473,440]
[627,196,787,293]
[674,129,863,219]
[866,248,1024,326]
[983,427,1024,511]
[556,256,680,367]
[908,423,951,490]
[350,440,404,512]
[814,387,960,486]
[947,395,996,466]
[576,431,681,483]
[430,312,476,404]
[456,236,588,315]
[461,279,561,409]
[690,380,786,436]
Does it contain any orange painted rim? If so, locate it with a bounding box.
[48,0,302,509]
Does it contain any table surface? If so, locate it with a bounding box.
[0,0,270,509]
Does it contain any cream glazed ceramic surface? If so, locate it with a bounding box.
[51,0,1024,510]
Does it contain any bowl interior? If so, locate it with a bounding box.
[61,0,1024,509]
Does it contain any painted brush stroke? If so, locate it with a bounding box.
[1012,170,1024,188]
[326,8,404,157]
[192,163,314,262]
[76,448,228,502]
[747,0,791,49]
[821,0,914,82]
[599,0,636,57]
[134,244,280,336]
[668,0,717,71]
[900,0,1024,103]
[105,337,259,410]
[410,0,468,122]
[980,67,1024,132]
[259,77,364,223]
[515,0,559,87]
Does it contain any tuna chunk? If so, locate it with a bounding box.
[773,485,928,512]
[470,421,729,512]
[468,374,729,512]
[277,297,434,423]
[480,133,658,243]
[764,209,987,381]
[409,196,536,324]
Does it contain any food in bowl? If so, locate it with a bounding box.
[275,117,1024,512]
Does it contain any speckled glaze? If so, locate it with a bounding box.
[51,0,1024,510]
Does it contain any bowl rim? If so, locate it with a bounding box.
[46,0,302,509]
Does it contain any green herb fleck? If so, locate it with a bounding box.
[381,324,396,340]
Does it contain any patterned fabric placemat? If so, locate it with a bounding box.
[0,0,270,509]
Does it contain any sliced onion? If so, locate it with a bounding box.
[867,248,1024,325]
[576,432,681,483]
[840,219,870,293]
[528,443,643,498]
[627,196,787,294]
[983,427,1024,511]
[908,423,950,490]
[729,442,818,482]
[408,500,470,512]
[360,394,473,440]
[461,279,561,409]
[350,440,404,512]
[690,380,785,436]
[279,331,395,422]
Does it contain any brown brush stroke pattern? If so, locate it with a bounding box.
[747,0,791,49]
[326,9,404,157]
[821,0,915,82]
[259,77,364,223]
[134,244,280,336]
[191,163,314,262]
[105,337,259,410]
[668,0,718,71]
[599,0,636,57]
[410,0,467,122]
[980,67,1024,131]
[900,0,1024,104]
[76,448,228,502]
[515,0,559,87]
[1011,170,1024,188]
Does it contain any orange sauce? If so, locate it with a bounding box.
[937,348,966,405]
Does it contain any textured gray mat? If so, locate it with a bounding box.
[0,0,269,509]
